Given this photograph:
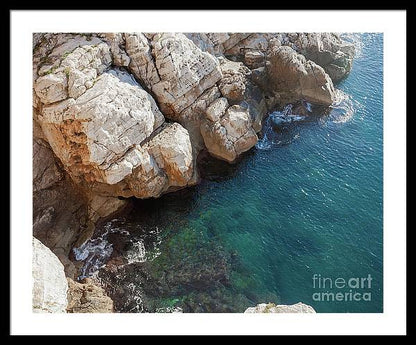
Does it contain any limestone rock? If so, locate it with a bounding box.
[32,139,89,279]
[33,137,126,279]
[187,33,274,63]
[34,73,68,104]
[100,33,130,67]
[33,139,63,192]
[244,302,316,313]
[206,97,229,122]
[125,34,263,164]
[125,33,161,88]
[122,146,168,199]
[36,67,197,199]
[88,194,127,223]
[67,278,113,313]
[185,33,249,56]
[185,33,230,55]
[145,122,194,187]
[265,45,335,106]
[127,33,222,118]
[34,35,111,103]
[244,50,265,69]
[218,58,267,132]
[289,33,355,82]
[174,85,222,144]
[32,237,68,313]
[223,33,274,58]
[38,69,164,187]
[218,58,250,102]
[201,105,258,163]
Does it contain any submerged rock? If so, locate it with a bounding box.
[244,302,316,313]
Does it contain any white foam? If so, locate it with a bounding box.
[329,89,356,124]
[126,240,147,264]
[73,219,127,280]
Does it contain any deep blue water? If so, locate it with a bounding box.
[77,33,383,313]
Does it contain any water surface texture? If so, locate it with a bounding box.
[78,33,383,313]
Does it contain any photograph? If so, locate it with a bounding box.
[9,9,407,336]
[32,31,383,314]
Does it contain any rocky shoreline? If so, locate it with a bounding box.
[32,32,354,313]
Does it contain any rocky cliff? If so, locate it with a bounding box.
[32,32,354,312]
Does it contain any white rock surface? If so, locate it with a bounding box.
[127,33,222,117]
[266,45,335,106]
[206,97,229,122]
[38,70,165,186]
[244,302,316,313]
[34,37,111,104]
[288,33,355,82]
[32,237,68,313]
[201,105,257,163]
[145,122,194,186]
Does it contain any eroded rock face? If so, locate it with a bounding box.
[217,58,267,132]
[36,66,194,199]
[32,31,355,313]
[32,237,68,313]
[265,45,335,106]
[67,278,113,313]
[34,34,200,202]
[126,33,222,118]
[100,33,130,67]
[244,302,316,313]
[33,138,91,279]
[201,105,258,163]
[289,33,355,82]
[34,37,111,104]
[125,33,261,162]
[186,33,273,60]
[145,123,194,187]
[39,70,164,185]
[32,34,199,274]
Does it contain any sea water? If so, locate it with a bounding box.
[76,33,383,313]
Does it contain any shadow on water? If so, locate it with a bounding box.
[126,186,200,225]
[196,148,255,182]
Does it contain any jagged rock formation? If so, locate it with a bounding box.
[264,45,335,106]
[126,33,222,118]
[67,278,114,313]
[33,129,125,279]
[187,32,354,83]
[289,33,355,82]
[201,104,258,162]
[244,302,316,313]
[32,237,68,313]
[124,33,262,162]
[33,137,90,279]
[32,237,113,313]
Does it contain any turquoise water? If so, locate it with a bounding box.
[79,33,383,313]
